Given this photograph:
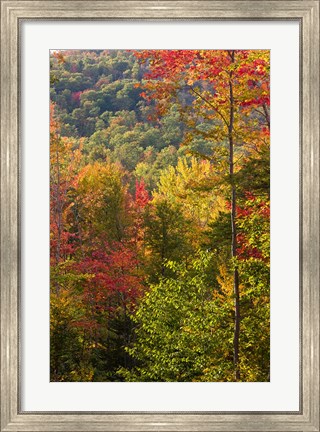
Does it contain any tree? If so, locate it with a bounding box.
[154,156,225,247]
[120,252,235,382]
[134,49,270,380]
[74,160,130,244]
[73,241,145,380]
[50,105,94,381]
[143,198,190,280]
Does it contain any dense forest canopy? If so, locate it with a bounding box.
[50,49,270,382]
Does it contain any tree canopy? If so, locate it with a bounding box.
[50,49,270,382]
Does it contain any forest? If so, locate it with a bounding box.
[50,49,270,382]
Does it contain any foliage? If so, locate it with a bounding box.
[50,49,270,382]
[119,252,235,382]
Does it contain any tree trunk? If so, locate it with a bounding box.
[55,149,62,266]
[53,148,62,296]
[228,50,241,381]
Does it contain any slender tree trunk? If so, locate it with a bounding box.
[55,149,62,266]
[161,221,166,276]
[123,296,128,368]
[53,148,62,296]
[228,50,241,381]
[262,103,270,129]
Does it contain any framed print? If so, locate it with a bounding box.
[1,1,319,431]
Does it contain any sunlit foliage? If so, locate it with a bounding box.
[50,49,270,382]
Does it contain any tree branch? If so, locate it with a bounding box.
[188,85,230,128]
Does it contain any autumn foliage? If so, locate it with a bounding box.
[50,49,270,382]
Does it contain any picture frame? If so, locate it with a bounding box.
[1,1,319,431]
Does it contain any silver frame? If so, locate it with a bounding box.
[1,1,319,431]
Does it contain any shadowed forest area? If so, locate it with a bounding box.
[50,49,270,382]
